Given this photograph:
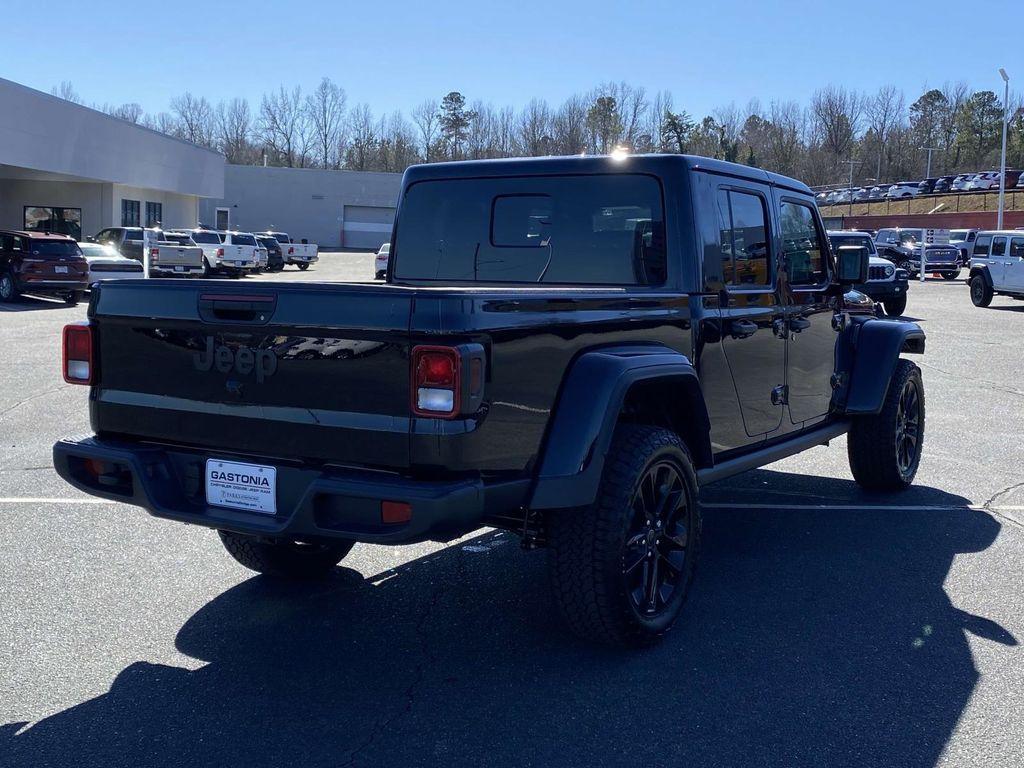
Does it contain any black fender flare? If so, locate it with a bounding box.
[529,345,710,510]
[968,264,993,290]
[836,317,925,415]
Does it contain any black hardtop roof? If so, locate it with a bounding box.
[401,153,813,195]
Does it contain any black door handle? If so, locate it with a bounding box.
[789,316,811,332]
[730,320,758,339]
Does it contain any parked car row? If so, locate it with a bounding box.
[817,170,1024,206]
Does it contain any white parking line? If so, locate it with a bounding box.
[0,497,118,504]
[701,503,1024,512]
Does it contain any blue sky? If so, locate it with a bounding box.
[2,0,1017,117]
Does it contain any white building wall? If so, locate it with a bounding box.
[0,178,108,234]
[111,184,199,230]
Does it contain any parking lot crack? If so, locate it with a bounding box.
[0,386,64,421]
[916,361,1024,399]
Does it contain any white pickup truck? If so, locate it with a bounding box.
[257,231,318,270]
[177,229,259,277]
[152,232,205,277]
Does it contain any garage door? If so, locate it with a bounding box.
[342,205,395,250]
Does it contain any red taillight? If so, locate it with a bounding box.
[381,500,412,524]
[288,246,294,255]
[411,346,460,417]
[216,247,225,257]
[62,322,94,385]
[149,247,159,262]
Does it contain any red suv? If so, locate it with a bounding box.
[0,230,89,305]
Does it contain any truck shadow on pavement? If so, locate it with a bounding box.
[1,472,1014,768]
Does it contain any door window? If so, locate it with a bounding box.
[716,189,770,286]
[1010,237,1024,259]
[973,235,991,256]
[992,237,1006,257]
[780,202,827,285]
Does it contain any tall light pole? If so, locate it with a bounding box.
[998,68,1010,230]
[842,158,861,217]
[920,146,939,180]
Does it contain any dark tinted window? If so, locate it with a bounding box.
[992,237,1006,257]
[145,201,162,227]
[393,174,665,285]
[1010,237,1024,258]
[30,240,82,257]
[780,202,827,285]
[121,199,140,227]
[830,234,875,254]
[973,235,991,256]
[124,228,144,241]
[257,237,279,249]
[274,234,289,244]
[717,189,770,286]
[230,234,258,246]
[191,231,221,244]
[162,234,193,245]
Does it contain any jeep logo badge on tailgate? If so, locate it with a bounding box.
[194,337,278,382]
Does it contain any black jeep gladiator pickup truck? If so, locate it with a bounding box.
[54,155,926,646]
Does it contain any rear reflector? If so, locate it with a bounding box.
[381,501,412,524]
[62,322,94,384]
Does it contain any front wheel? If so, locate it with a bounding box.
[217,530,354,579]
[548,424,700,646]
[882,295,907,316]
[941,270,960,281]
[848,359,925,491]
[297,262,310,271]
[970,275,993,307]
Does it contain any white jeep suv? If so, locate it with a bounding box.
[968,231,1024,307]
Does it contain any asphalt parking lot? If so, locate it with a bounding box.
[1,255,1022,767]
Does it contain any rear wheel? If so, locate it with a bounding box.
[882,295,907,316]
[217,530,354,579]
[297,262,310,271]
[970,275,993,307]
[848,359,924,491]
[63,291,81,306]
[0,271,19,302]
[548,424,700,646]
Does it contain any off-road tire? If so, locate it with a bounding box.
[0,271,20,302]
[547,424,700,647]
[848,359,924,491]
[882,295,907,316]
[970,275,993,307]
[217,530,355,578]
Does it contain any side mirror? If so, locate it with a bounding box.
[835,245,869,285]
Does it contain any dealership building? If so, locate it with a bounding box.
[0,77,224,240]
[199,164,402,250]
[1,77,402,249]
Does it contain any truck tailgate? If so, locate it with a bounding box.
[88,281,413,468]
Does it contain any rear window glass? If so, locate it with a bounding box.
[830,235,876,254]
[162,234,192,245]
[393,174,665,285]
[257,237,278,248]
[191,231,220,244]
[273,234,289,244]
[31,240,82,257]
[231,234,257,246]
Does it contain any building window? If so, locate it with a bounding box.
[145,202,162,228]
[121,199,140,227]
[23,206,82,241]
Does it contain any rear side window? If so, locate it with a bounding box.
[230,234,258,246]
[992,238,1006,257]
[716,189,770,286]
[1010,237,1024,258]
[30,240,82,257]
[973,235,991,256]
[780,202,827,285]
[191,231,220,244]
[393,174,665,285]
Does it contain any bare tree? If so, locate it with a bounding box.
[764,101,806,177]
[107,103,144,123]
[171,92,215,147]
[551,93,588,155]
[519,99,552,156]
[51,81,82,104]
[216,98,256,164]
[866,86,905,179]
[411,99,440,162]
[810,86,863,164]
[259,86,310,167]
[345,103,377,171]
[305,77,347,169]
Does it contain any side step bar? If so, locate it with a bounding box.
[697,420,850,485]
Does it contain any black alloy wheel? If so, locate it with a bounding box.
[622,460,693,618]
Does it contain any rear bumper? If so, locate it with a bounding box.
[287,255,318,264]
[19,278,88,293]
[53,435,525,544]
